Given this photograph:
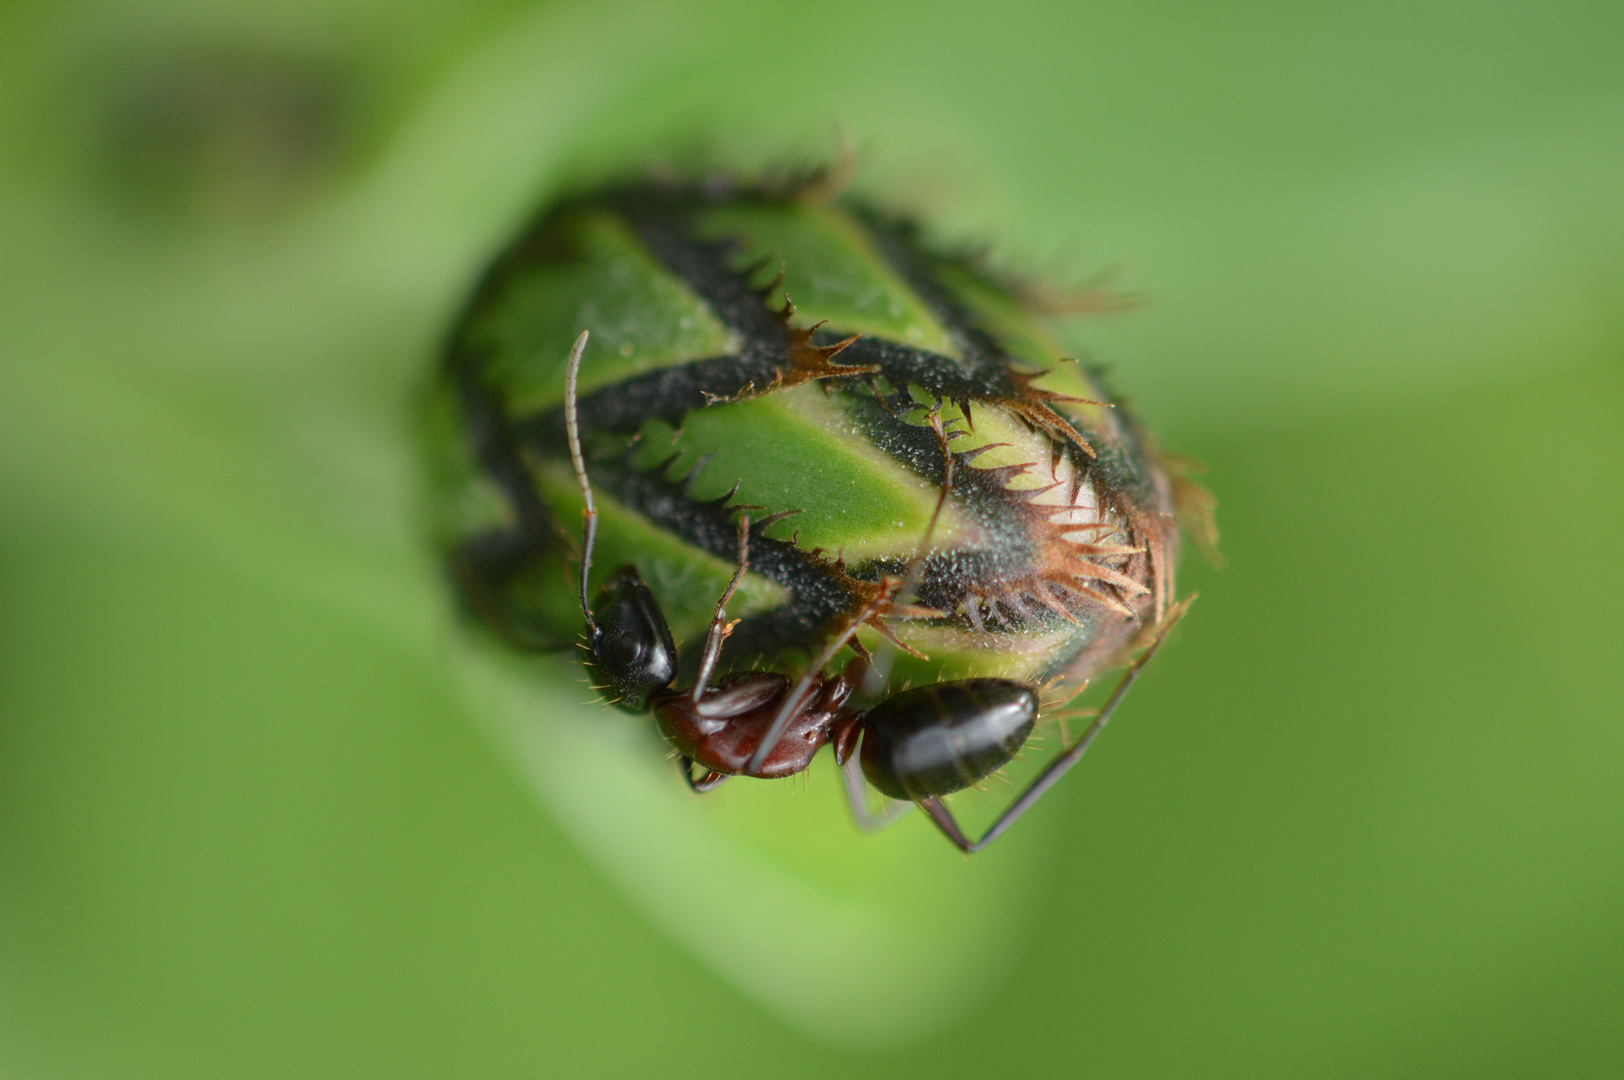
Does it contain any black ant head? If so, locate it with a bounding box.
[584,568,678,713]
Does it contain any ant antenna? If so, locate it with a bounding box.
[562,330,597,629]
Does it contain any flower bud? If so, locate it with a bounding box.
[426,171,1206,700]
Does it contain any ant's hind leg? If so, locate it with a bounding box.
[916,797,974,851]
[919,597,1193,854]
[680,756,730,794]
[840,751,912,832]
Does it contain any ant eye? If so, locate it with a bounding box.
[615,631,644,664]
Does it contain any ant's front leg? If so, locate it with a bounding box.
[679,756,729,794]
[919,597,1193,854]
[691,514,751,703]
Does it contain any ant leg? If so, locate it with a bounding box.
[840,750,913,832]
[919,597,1194,854]
[692,514,751,704]
[680,756,730,794]
[916,797,974,849]
[743,576,901,775]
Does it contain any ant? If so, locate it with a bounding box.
[562,330,1187,853]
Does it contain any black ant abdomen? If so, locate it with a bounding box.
[856,680,1039,802]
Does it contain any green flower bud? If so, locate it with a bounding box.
[426,170,1208,710]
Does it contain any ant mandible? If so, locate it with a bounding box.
[562,330,1187,853]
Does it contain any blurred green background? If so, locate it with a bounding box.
[2,0,1621,1076]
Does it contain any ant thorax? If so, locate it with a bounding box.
[652,668,854,781]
